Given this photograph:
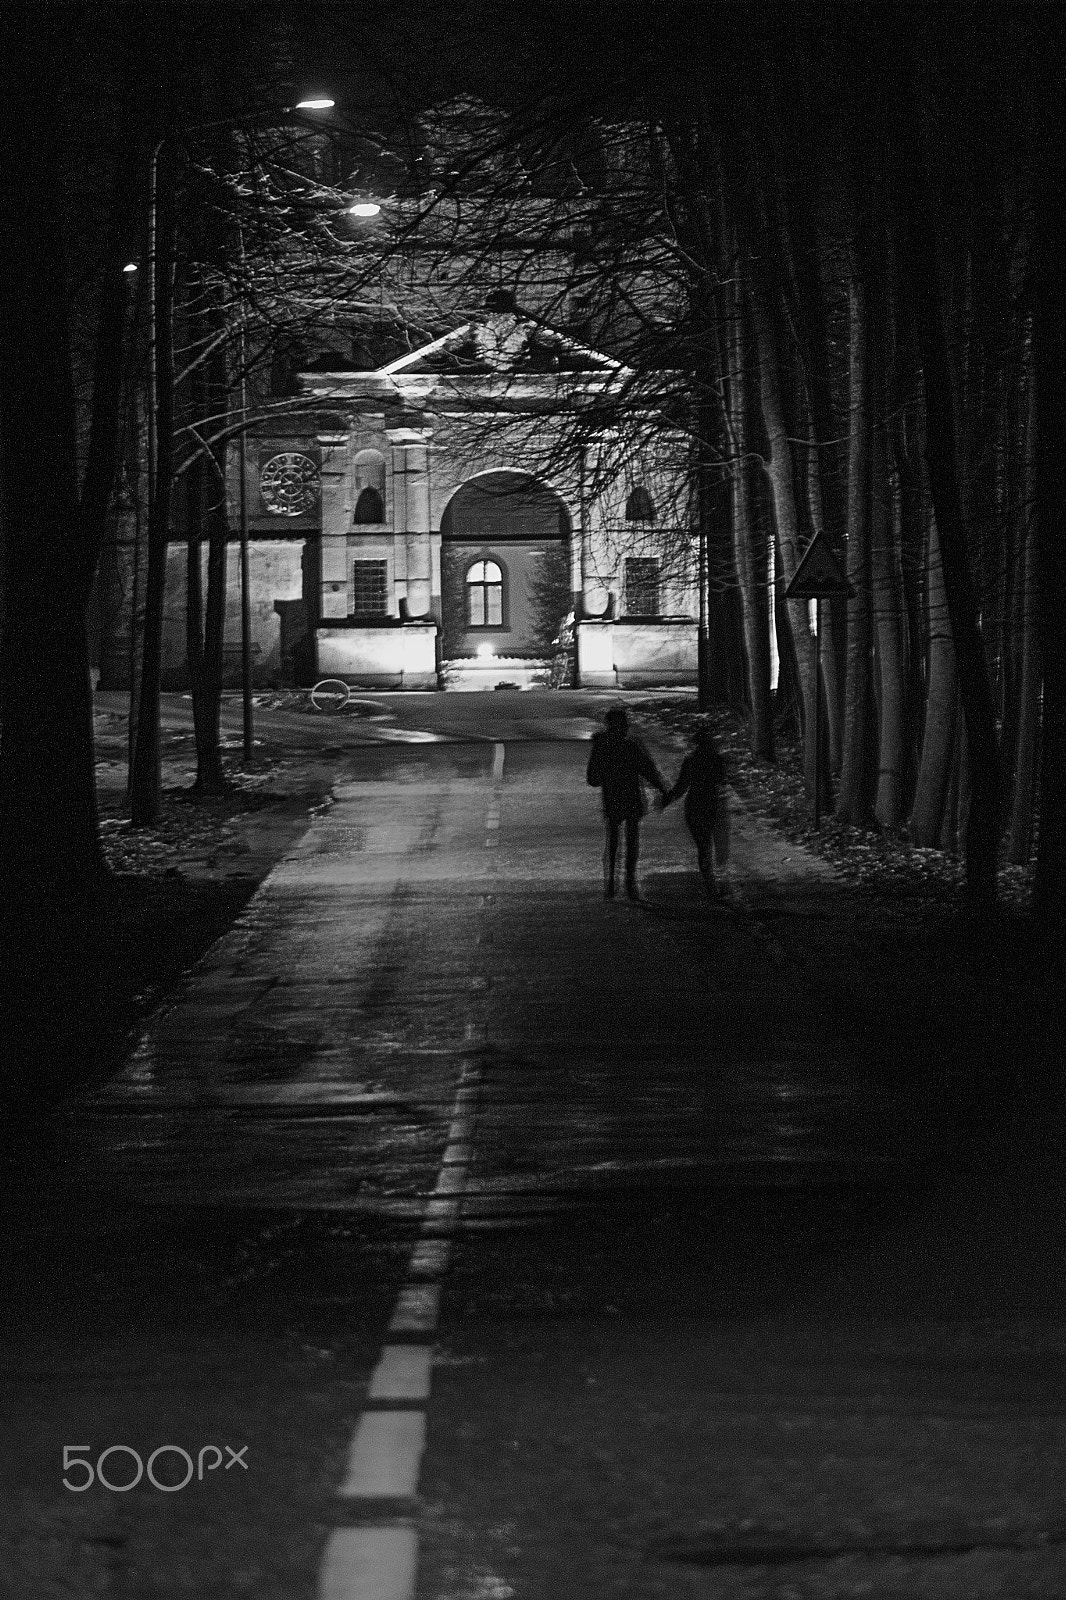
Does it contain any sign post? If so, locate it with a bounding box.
[784,531,853,828]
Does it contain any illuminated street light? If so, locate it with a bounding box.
[348,201,381,217]
[294,97,335,110]
[123,261,138,273]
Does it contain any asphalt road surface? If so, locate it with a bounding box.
[4,692,1066,1599]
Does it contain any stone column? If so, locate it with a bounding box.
[570,480,584,620]
[405,442,432,619]
[388,426,433,619]
[389,441,408,609]
[430,529,442,626]
[317,433,350,621]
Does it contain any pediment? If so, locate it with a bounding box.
[379,313,624,378]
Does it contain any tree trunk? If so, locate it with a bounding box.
[896,77,1001,910]
[997,320,1030,790]
[74,107,140,605]
[198,469,228,794]
[836,267,873,824]
[870,255,906,829]
[184,281,228,797]
[702,462,742,709]
[126,404,148,785]
[96,240,147,694]
[909,516,958,845]
[803,409,844,773]
[694,396,719,710]
[749,273,818,796]
[1031,52,1066,932]
[892,292,927,814]
[723,248,774,759]
[1008,340,1039,863]
[775,162,845,773]
[0,12,106,908]
[940,709,964,857]
[185,450,212,791]
[1008,513,1039,864]
[94,507,126,691]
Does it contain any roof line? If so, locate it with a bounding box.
[379,324,475,375]
[377,314,630,378]
[533,326,626,372]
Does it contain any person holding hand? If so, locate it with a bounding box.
[661,727,727,897]
[586,706,667,900]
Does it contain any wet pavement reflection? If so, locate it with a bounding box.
[4,707,1056,1600]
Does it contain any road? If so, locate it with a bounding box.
[4,691,1066,1599]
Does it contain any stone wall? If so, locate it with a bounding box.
[316,623,438,689]
[576,619,698,688]
[159,541,305,689]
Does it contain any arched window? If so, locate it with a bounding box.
[466,559,504,627]
[353,486,385,524]
[352,449,387,527]
[625,486,656,522]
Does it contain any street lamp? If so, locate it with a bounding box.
[129,130,177,824]
[129,98,337,818]
[237,97,334,761]
[235,227,255,763]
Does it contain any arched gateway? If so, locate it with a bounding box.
[148,311,697,694]
[439,471,573,672]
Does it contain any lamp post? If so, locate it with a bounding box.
[238,97,337,762]
[236,226,253,760]
[128,98,336,814]
[129,132,176,825]
[239,98,334,762]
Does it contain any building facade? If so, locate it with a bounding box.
[147,311,699,691]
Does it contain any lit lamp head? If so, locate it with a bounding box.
[294,97,335,111]
[476,643,495,660]
[348,201,381,217]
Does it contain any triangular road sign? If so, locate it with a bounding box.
[785,531,853,600]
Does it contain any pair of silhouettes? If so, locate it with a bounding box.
[586,708,725,899]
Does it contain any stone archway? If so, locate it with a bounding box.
[439,470,573,665]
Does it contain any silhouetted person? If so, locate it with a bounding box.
[586,707,667,899]
[662,728,726,896]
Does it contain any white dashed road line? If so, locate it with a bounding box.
[367,1346,434,1403]
[319,1527,418,1600]
[387,1283,441,1337]
[317,745,503,1599]
[337,1411,427,1501]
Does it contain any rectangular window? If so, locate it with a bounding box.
[352,560,389,616]
[624,558,660,616]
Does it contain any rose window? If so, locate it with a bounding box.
[259,452,320,517]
